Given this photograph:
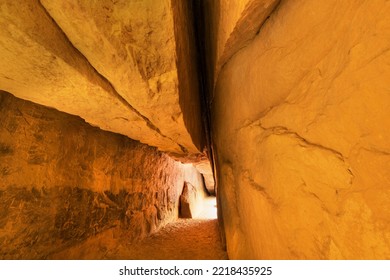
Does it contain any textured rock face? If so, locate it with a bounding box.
[0,0,204,157]
[0,92,205,259]
[180,183,196,218]
[180,182,206,219]
[0,0,214,194]
[40,0,204,156]
[211,0,390,259]
[203,0,280,87]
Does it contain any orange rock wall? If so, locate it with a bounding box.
[202,0,280,88]
[0,92,205,259]
[210,0,390,259]
[0,0,205,156]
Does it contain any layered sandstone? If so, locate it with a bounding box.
[0,91,206,259]
[40,0,204,156]
[180,181,208,219]
[0,0,214,192]
[210,0,390,259]
[0,0,204,156]
[202,0,280,88]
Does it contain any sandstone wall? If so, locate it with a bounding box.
[202,0,280,88]
[0,0,205,157]
[0,91,205,259]
[211,0,390,259]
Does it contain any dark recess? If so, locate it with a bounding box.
[190,0,215,191]
[191,0,227,250]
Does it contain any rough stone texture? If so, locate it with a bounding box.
[0,0,214,193]
[40,0,204,156]
[0,0,184,154]
[180,183,196,218]
[47,219,228,260]
[170,0,205,156]
[0,0,205,159]
[211,0,390,259]
[203,0,280,89]
[180,182,206,219]
[0,91,205,259]
[192,160,215,194]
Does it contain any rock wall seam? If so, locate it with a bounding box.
[37,0,184,153]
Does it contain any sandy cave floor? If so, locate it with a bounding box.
[118,218,228,260]
[48,219,228,260]
[48,198,228,260]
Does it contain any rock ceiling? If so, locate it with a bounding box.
[0,0,214,191]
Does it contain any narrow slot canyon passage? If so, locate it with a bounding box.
[0,90,226,260]
[1,0,390,260]
[48,197,227,260]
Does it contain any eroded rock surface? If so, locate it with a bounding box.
[211,0,390,259]
[47,219,228,260]
[0,0,205,158]
[203,0,280,88]
[40,0,204,156]
[0,0,214,195]
[180,182,206,219]
[0,92,205,259]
